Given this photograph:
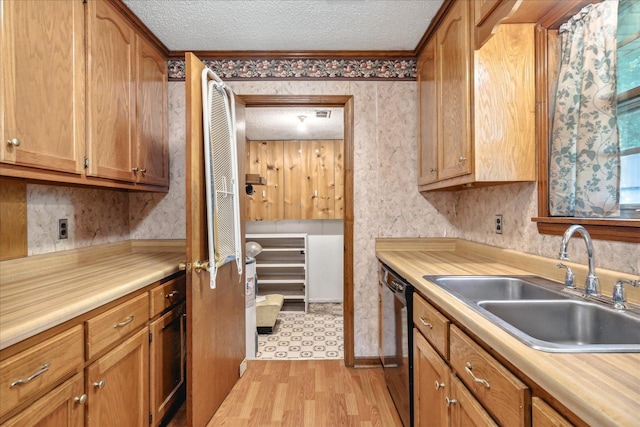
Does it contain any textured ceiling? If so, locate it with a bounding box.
[246,107,344,140]
[122,0,445,51]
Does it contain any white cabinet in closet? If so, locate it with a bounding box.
[246,233,308,312]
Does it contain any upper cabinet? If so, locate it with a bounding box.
[417,0,536,192]
[86,0,168,188]
[0,0,85,175]
[0,0,168,192]
[134,35,169,187]
[86,0,136,183]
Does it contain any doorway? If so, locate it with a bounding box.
[239,95,355,366]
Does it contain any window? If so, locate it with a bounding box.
[617,0,640,216]
[534,0,640,242]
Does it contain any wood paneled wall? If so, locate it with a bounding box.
[246,139,344,221]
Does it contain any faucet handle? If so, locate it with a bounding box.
[557,263,576,289]
[612,278,640,310]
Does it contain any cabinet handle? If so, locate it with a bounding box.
[459,156,466,162]
[6,138,20,147]
[465,362,491,388]
[93,380,106,389]
[113,315,134,328]
[165,290,179,299]
[434,380,445,390]
[445,396,457,407]
[419,317,433,329]
[74,394,87,405]
[10,363,50,388]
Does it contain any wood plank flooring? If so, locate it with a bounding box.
[167,360,402,427]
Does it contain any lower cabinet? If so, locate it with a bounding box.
[1,373,85,427]
[86,327,149,427]
[532,397,572,427]
[413,292,529,426]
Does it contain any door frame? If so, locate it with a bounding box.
[238,95,355,366]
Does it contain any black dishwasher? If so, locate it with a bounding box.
[379,263,413,426]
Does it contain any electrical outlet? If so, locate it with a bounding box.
[495,215,503,234]
[58,218,68,240]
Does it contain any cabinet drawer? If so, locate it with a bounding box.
[149,274,186,318]
[413,293,449,359]
[0,325,83,417]
[449,325,530,427]
[86,293,149,360]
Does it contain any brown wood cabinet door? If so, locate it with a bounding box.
[436,0,472,181]
[449,375,497,427]
[149,303,185,426]
[532,397,572,427]
[86,0,136,182]
[0,0,84,175]
[1,373,85,427]
[417,37,438,186]
[85,328,149,427]
[135,34,168,187]
[413,330,448,427]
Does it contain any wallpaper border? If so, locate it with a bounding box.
[168,58,417,81]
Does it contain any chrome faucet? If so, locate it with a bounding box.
[558,225,600,297]
[611,278,640,310]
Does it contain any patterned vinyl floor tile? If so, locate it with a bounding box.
[255,303,344,360]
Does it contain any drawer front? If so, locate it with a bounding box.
[149,274,186,318]
[86,293,149,359]
[0,325,83,417]
[449,325,530,427]
[413,293,449,359]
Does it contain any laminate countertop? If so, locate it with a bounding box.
[0,240,184,351]
[376,238,640,427]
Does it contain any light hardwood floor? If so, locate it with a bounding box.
[167,360,402,427]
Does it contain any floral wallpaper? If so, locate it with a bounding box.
[168,58,416,81]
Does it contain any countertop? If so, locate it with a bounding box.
[376,238,640,427]
[0,240,184,351]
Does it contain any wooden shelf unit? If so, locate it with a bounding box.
[246,233,308,312]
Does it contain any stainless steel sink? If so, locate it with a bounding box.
[477,300,640,352]
[424,275,569,302]
[423,275,640,353]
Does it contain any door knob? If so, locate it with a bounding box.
[193,260,210,273]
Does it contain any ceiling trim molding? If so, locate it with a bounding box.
[168,50,415,59]
[168,57,417,81]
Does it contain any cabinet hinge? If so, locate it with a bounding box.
[149,332,153,343]
[149,413,153,425]
[83,157,89,169]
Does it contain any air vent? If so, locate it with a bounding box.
[315,110,331,119]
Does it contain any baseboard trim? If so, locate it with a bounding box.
[353,357,382,367]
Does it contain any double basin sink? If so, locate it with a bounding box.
[423,275,640,353]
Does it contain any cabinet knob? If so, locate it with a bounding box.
[140,168,147,176]
[178,262,187,271]
[458,156,466,162]
[93,380,106,389]
[74,394,87,405]
[193,260,210,273]
[6,138,20,147]
[430,168,436,173]
[132,167,139,173]
[445,396,457,407]
[434,380,445,390]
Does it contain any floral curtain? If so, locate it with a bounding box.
[549,0,620,217]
